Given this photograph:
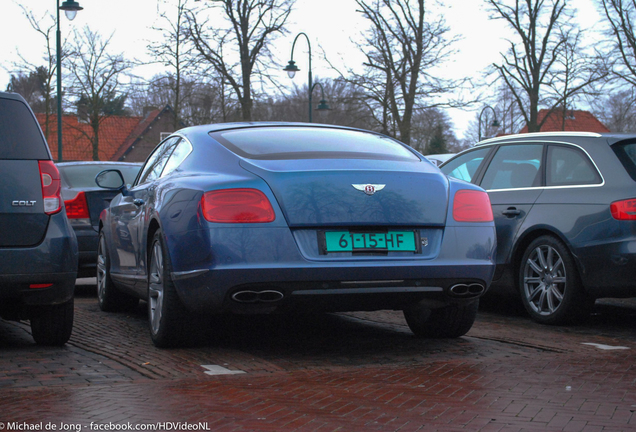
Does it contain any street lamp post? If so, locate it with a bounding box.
[283,32,317,122]
[56,0,83,162]
[311,82,330,117]
[478,105,500,142]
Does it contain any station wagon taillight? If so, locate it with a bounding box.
[453,190,493,222]
[64,191,90,219]
[610,198,636,220]
[201,188,276,223]
[38,161,62,215]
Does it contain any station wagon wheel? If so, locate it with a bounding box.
[148,229,195,348]
[403,300,478,338]
[519,235,593,325]
[97,230,138,312]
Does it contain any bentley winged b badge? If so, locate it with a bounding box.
[352,184,386,196]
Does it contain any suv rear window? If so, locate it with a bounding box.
[210,127,420,161]
[612,141,636,181]
[0,97,49,160]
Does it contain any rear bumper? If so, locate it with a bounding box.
[0,213,77,312]
[576,237,636,298]
[168,225,496,314]
[74,225,99,277]
[173,261,494,314]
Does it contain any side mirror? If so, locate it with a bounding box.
[95,169,129,195]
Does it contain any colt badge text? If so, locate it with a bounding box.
[12,200,36,207]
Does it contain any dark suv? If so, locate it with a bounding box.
[440,132,636,325]
[0,92,78,345]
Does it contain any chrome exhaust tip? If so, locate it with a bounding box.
[449,283,485,297]
[231,290,284,303]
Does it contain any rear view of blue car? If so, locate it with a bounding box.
[96,123,496,347]
[0,92,77,346]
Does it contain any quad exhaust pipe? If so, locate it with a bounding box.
[232,290,284,303]
[449,283,485,297]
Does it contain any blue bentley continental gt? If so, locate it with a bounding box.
[95,123,496,347]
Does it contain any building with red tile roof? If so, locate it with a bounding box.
[518,109,610,134]
[36,105,179,162]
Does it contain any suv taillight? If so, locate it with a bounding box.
[453,190,493,222]
[38,161,62,215]
[201,188,276,223]
[610,198,636,220]
[64,191,90,219]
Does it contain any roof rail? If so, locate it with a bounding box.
[476,131,603,146]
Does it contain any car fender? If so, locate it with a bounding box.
[511,223,585,283]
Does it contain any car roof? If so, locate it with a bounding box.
[0,91,27,102]
[476,131,636,147]
[179,121,383,135]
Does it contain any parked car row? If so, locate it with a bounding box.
[3,89,635,348]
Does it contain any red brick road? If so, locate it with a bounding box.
[0,287,635,431]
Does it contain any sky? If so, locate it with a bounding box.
[0,0,602,139]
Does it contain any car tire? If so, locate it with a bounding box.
[30,298,74,346]
[519,235,594,325]
[403,300,478,338]
[148,230,197,348]
[97,230,139,312]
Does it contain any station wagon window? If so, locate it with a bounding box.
[480,144,542,190]
[211,127,420,161]
[547,145,601,186]
[612,141,636,182]
[439,147,490,182]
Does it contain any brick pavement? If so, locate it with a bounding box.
[0,289,635,431]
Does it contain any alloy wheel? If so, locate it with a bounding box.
[149,240,164,334]
[522,244,567,316]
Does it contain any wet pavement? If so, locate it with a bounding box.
[0,280,635,431]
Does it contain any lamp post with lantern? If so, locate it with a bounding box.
[56,0,83,161]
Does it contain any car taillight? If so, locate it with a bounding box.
[38,160,62,215]
[610,198,636,220]
[64,191,90,219]
[453,189,493,222]
[201,188,276,223]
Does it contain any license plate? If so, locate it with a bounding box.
[324,231,417,252]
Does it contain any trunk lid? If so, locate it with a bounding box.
[240,159,449,227]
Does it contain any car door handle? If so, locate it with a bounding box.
[133,198,145,207]
[502,207,521,217]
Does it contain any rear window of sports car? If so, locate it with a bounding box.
[210,127,420,161]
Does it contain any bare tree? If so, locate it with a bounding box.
[487,0,607,132]
[344,0,463,146]
[148,0,196,129]
[261,77,375,128]
[410,108,458,154]
[11,6,67,141]
[186,0,294,121]
[67,27,130,160]
[599,0,636,86]
[592,89,636,132]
